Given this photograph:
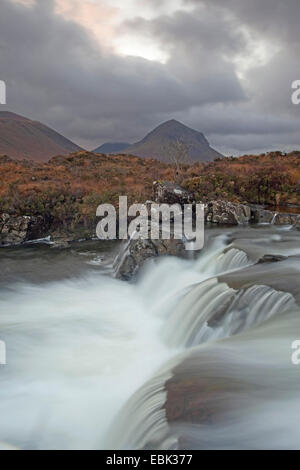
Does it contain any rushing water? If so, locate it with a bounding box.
[0,226,300,449]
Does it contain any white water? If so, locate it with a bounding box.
[0,230,299,449]
[0,235,224,449]
[0,274,178,449]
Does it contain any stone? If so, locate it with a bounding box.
[114,224,186,280]
[273,213,297,225]
[0,213,47,246]
[153,181,194,206]
[293,215,300,230]
[249,207,274,224]
[206,200,251,225]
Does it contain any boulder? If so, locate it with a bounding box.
[153,181,194,206]
[0,213,47,246]
[249,207,274,224]
[114,227,186,280]
[273,213,298,225]
[258,254,288,263]
[293,215,300,230]
[206,201,251,225]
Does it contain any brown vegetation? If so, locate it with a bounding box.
[0,150,299,237]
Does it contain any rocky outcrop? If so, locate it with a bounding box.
[114,230,186,280]
[249,206,274,224]
[153,181,194,205]
[273,213,298,225]
[294,216,300,230]
[115,183,300,279]
[205,200,251,225]
[0,213,48,246]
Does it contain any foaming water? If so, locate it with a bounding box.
[167,312,300,450]
[112,311,300,450]
[0,274,179,449]
[0,227,300,449]
[163,281,295,347]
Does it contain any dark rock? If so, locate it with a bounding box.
[153,181,194,206]
[258,254,288,263]
[0,213,48,246]
[294,215,300,230]
[250,207,274,224]
[205,200,251,225]
[114,227,186,280]
[273,213,297,225]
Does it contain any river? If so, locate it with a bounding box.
[0,225,299,449]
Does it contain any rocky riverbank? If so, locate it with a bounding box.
[1,180,300,251]
[114,181,300,279]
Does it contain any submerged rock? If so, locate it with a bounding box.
[0,213,47,246]
[258,254,288,263]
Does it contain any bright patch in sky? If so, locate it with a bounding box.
[54,0,188,62]
[114,34,169,63]
[10,0,35,6]
[231,27,280,79]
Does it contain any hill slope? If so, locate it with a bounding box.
[0,111,82,161]
[123,119,222,162]
[93,142,130,154]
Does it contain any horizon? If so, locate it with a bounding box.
[0,0,300,155]
[0,110,297,158]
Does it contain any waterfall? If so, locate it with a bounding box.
[1,226,300,450]
[104,358,181,450]
[271,212,278,224]
[106,228,300,450]
[110,309,300,450]
[163,281,295,348]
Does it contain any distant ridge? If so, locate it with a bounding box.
[0,111,82,161]
[122,120,223,163]
[93,142,130,154]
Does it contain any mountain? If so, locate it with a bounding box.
[0,111,82,161]
[123,119,223,162]
[93,142,130,154]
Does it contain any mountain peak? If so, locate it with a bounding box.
[122,120,222,162]
[0,111,82,161]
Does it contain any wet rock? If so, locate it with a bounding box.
[0,213,47,246]
[250,207,274,224]
[273,213,297,225]
[206,200,251,225]
[114,228,186,280]
[294,216,300,230]
[258,254,288,263]
[153,181,194,206]
[50,239,71,249]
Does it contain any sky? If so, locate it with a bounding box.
[0,0,300,154]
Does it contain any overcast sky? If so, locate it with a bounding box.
[0,0,300,154]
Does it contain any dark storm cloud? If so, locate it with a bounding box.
[0,0,300,153]
[116,0,300,153]
[0,0,192,146]
[0,0,245,149]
